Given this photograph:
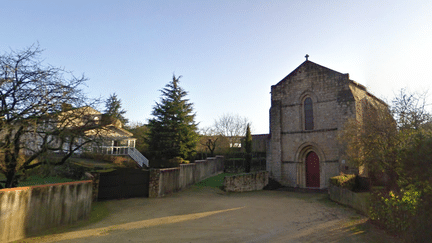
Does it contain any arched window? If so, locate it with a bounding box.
[304,97,314,130]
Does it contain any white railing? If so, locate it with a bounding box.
[94,146,149,167]
[127,147,149,167]
[96,146,130,155]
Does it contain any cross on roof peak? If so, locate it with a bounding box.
[305,54,309,61]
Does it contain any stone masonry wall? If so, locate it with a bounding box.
[224,171,269,192]
[268,61,384,189]
[328,184,371,216]
[149,156,224,197]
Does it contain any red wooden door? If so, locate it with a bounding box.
[306,151,320,187]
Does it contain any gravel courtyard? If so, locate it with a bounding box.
[18,185,401,243]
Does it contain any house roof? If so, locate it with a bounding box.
[104,124,135,139]
[61,106,135,140]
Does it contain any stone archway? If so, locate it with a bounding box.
[295,143,325,188]
[306,151,320,187]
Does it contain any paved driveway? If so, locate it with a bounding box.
[18,186,401,243]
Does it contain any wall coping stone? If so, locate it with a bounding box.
[0,180,93,192]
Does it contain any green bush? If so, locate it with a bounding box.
[329,174,356,190]
[369,186,420,236]
[54,161,90,180]
[81,152,114,162]
[407,191,432,242]
[352,175,371,192]
[169,156,189,165]
[112,156,140,168]
[149,157,189,168]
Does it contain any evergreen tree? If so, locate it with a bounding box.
[104,93,129,125]
[245,123,252,173]
[147,75,198,162]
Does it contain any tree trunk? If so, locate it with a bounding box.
[5,172,17,188]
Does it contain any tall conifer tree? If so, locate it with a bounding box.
[104,93,129,125]
[245,123,252,173]
[147,75,198,161]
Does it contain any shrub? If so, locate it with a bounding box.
[352,175,371,192]
[167,157,190,167]
[149,157,189,168]
[330,174,370,192]
[53,161,90,180]
[407,191,432,242]
[369,186,420,236]
[329,174,356,190]
[81,152,113,162]
[112,156,139,168]
[263,177,283,190]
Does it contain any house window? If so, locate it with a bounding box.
[304,97,314,130]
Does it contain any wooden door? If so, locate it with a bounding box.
[306,151,320,187]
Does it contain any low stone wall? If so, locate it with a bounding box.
[159,167,180,196]
[224,171,269,192]
[150,156,224,197]
[328,184,371,216]
[0,180,93,243]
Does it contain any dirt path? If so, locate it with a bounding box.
[18,186,401,243]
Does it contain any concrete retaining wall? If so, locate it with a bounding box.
[224,171,269,192]
[0,180,93,243]
[150,156,224,197]
[328,184,371,216]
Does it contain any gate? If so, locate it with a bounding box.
[98,168,149,200]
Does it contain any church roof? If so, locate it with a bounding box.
[275,60,351,87]
[274,59,387,106]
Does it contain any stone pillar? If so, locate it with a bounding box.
[269,100,282,181]
[90,172,100,202]
[148,169,161,198]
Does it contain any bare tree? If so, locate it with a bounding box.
[213,113,251,148]
[338,102,398,187]
[339,88,432,190]
[0,44,107,188]
[391,88,431,131]
[198,127,221,157]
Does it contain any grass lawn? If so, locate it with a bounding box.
[0,173,86,187]
[19,176,79,187]
[68,157,117,172]
[0,157,117,188]
[195,172,242,188]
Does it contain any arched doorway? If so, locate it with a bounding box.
[306,151,320,187]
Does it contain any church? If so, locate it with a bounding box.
[267,56,387,189]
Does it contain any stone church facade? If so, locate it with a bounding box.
[267,59,386,189]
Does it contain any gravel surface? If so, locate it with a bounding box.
[19,186,402,243]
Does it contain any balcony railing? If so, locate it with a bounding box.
[93,146,149,167]
[95,146,131,155]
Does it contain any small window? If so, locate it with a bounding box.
[304,98,314,130]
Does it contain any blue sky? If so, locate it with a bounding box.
[2,0,431,134]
